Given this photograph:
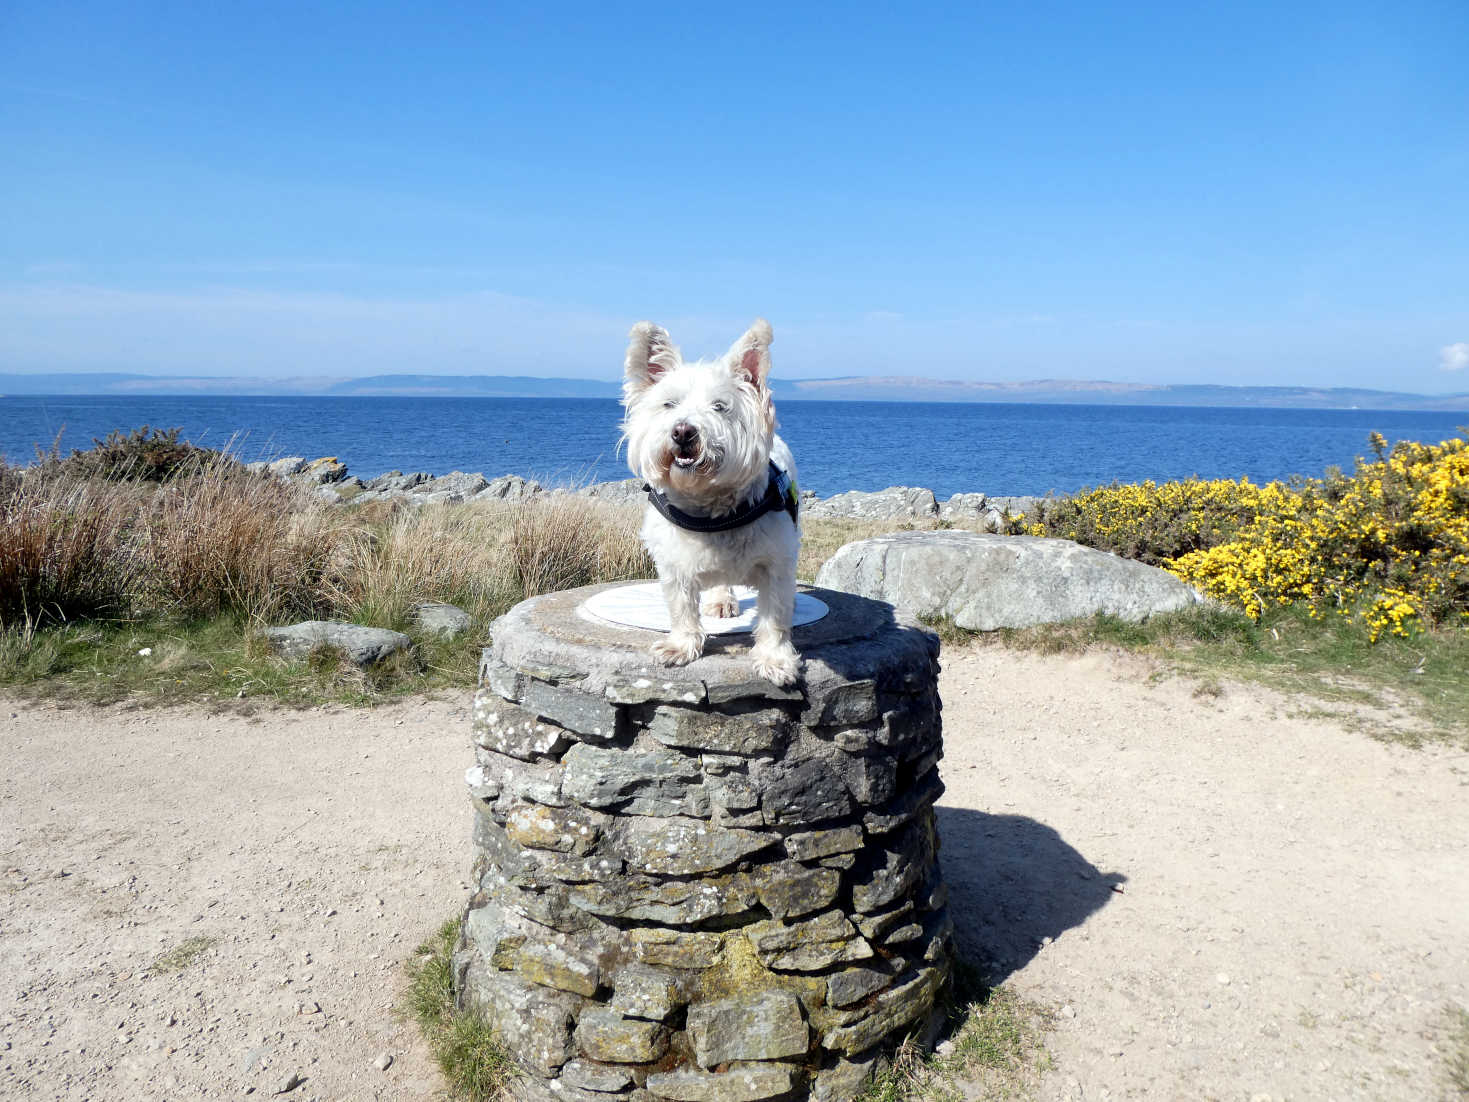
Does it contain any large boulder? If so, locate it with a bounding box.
[472,474,544,503]
[815,530,1204,630]
[260,621,412,666]
[412,601,473,640]
[575,478,647,505]
[805,486,939,521]
[414,471,490,504]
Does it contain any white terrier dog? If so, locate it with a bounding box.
[621,319,803,687]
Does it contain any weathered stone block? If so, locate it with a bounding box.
[563,743,706,818]
[756,757,853,826]
[822,966,945,1055]
[862,769,944,835]
[570,874,758,925]
[753,862,840,921]
[826,966,893,1009]
[561,1059,636,1093]
[506,803,608,856]
[746,910,873,972]
[853,900,913,941]
[851,821,930,913]
[782,825,865,862]
[614,817,777,876]
[629,927,725,970]
[649,706,790,755]
[460,963,581,1077]
[521,677,622,740]
[803,678,878,727]
[604,674,707,706]
[575,1008,669,1064]
[839,753,898,807]
[505,940,601,997]
[645,1065,797,1102]
[610,964,682,1022]
[687,989,808,1068]
[473,691,573,761]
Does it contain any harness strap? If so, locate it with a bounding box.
[644,461,799,533]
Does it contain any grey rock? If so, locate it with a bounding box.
[826,967,893,1009]
[803,679,878,727]
[745,909,872,971]
[415,470,490,502]
[614,817,777,876]
[520,679,622,740]
[505,802,607,856]
[838,753,897,807]
[297,456,348,484]
[822,965,945,1055]
[687,990,807,1068]
[816,530,1205,630]
[851,821,931,913]
[457,958,581,1076]
[937,492,987,522]
[366,470,430,492]
[472,474,544,503]
[574,1008,668,1064]
[628,927,725,969]
[648,706,790,755]
[561,1059,635,1093]
[645,1065,797,1102]
[806,486,939,520]
[413,601,473,640]
[783,825,865,862]
[562,743,705,817]
[576,477,647,505]
[609,964,682,1022]
[570,873,757,925]
[266,457,306,478]
[497,939,601,997]
[260,621,411,667]
[473,749,566,807]
[756,757,853,826]
[811,1049,881,1102]
[473,692,574,761]
[604,675,707,706]
[704,678,804,706]
[862,768,944,835]
[373,1051,393,1071]
[753,862,840,920]
[853,901,913,941]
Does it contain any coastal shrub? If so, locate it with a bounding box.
[1015,432,1469,641]
[1170,432,1469,639]
[43,425,237,482]
[1009,476,1295,565]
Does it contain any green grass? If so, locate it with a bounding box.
[930,604,1469,747]
[405,917,518,1102]
[0,608,496,709]
[1446,1005,1469,1098]
[151,935,216,974]
[858,963,1053,1102]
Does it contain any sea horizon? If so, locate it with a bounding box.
[2,393,1465,500]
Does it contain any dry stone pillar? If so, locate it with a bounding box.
[456,583,952,1102]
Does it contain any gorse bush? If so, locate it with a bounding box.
[1015,431,1469,640]
[42,425,235,482]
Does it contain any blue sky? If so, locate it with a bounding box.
[2,1,1466,389]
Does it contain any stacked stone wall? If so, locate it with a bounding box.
[455,584,952,1102]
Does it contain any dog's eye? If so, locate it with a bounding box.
[711,401,729,413]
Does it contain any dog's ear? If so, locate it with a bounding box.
[624,322,679,396]
[726,318,774,390]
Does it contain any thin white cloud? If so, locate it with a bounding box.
[1439,342,1469,372]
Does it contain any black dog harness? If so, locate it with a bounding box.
[644,461,799,533]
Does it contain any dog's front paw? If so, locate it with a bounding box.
[651,633,703,667]
[751,644,802,688]
[701,586,740,619]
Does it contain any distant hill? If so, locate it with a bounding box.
[2,371,1466,410]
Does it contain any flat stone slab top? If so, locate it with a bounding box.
[582,582,829,636]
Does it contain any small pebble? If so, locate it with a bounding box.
[276,1072,305,1094]
[1060,1004,1077,1019]
[1216,972,1231,986]
[374,1052,394,1071]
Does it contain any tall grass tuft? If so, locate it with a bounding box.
[508,494,651,597]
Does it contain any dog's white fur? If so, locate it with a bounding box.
[621,319,803,687]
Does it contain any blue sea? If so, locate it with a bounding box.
[2,395,1465,499]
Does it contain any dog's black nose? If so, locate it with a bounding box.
[671,422,698,447]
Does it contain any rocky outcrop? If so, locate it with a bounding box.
[456,583,953,1101]
[804,486,939,521]
[816,530,1205,630]
[260,621,412,666]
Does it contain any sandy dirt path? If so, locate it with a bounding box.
[2,646,1466,1101]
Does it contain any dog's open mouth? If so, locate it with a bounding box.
[672,453,699,470]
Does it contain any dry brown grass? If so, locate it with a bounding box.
[799,516,942,582]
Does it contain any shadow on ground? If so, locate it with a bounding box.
[936,805,1126,983]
